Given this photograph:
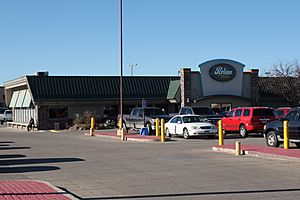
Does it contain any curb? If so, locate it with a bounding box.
[0,180,79,200]
[38,180,79,200]
[85,132,167,142]
[212,146,237,154]
[212,146,300,161]
[243,150,300,161]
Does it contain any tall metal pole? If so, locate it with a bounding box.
[128,63,137,76]
[119,0,123,130]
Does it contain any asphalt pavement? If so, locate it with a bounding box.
[1,126,300,200]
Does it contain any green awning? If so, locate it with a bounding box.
[15,90,26,107]
[9,91,20,108]
[167,80,180,100]
[22,90,32,108]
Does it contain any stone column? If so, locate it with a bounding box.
[180,68,191,107]
[250,69,260,106]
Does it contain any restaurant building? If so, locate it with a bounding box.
[4,59,297,130]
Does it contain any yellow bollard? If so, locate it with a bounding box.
[156,118,160,137]
[235,141,241,156]
[117,117,125,140]
[91,116,95,129]
[284,120,289,149]
[161,119,165,143]
[218,120,224,146]
[120,128,126,141]
[90,116,95,136]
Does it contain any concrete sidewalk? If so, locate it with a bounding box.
[87,130,170,142]
[0,180,77,200]
[213,143,300,160]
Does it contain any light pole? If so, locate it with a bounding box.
[119,0,124,133]
[128,63,138,76]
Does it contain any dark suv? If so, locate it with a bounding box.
[179,106,222,125]
[264,107,300,148]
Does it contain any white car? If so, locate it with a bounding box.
[165,115,217,139]
[0,110,12,125]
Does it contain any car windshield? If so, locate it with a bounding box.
[192,107,214,115]
[182,116,205,123]
[144,108,165,116]
[253,109,274,116]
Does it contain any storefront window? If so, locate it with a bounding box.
[49,107,68,119]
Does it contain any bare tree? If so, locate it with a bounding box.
[268,60,300,106]
[270,60,300,77]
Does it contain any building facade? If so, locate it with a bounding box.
[168,59,259,112]
[0,86,5,108]
[4,59,298,130]
[4,73,179,129]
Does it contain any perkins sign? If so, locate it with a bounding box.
[209,64,236,82]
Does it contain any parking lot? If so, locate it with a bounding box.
[1,126,300,200]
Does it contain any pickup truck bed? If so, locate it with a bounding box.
[119,107,171,133]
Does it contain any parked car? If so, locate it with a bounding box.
[264,107,300,148]
[0,110,12,125]
[274,107,291,119]
[99,115,117,128]
[179,106,222,125]
[221,107,276,138]
[165,115,217,139]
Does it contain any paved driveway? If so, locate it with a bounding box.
[0,126,300,200]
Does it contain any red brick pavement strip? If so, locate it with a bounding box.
[212,144,300,160]
[86,131,168,142]
[0,180,77,200]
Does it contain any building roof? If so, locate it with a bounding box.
[26,76,180,101]
[258,77,298,96]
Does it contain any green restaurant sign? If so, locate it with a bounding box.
[209,64,236,82]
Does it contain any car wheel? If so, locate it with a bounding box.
[165,128,171,137]
[239,125,248,138]
[208,135,215,139]
[0,121,3,125]
[183,128,189,139]
[266,131,280,147]
[295,142,300,148]
[122,122,129,132]
[146,123,152,135]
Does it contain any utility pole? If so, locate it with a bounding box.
[128,63,138,76]
[119,0,123,131]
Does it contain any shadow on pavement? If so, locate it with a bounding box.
[0,154,26,159]
[0,141,15,144]
[59,187,300,200]
[0,166,60,173]
[0,158,85,166]
[0,147,31,150]
[0,144,11,147]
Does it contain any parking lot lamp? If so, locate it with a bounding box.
[119,0,124,134]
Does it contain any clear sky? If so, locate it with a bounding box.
[0,0,299,84]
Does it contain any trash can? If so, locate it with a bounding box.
[140,127,149,136]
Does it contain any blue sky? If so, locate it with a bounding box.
[0,0,299,84]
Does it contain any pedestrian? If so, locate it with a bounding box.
[27,117,34,131]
